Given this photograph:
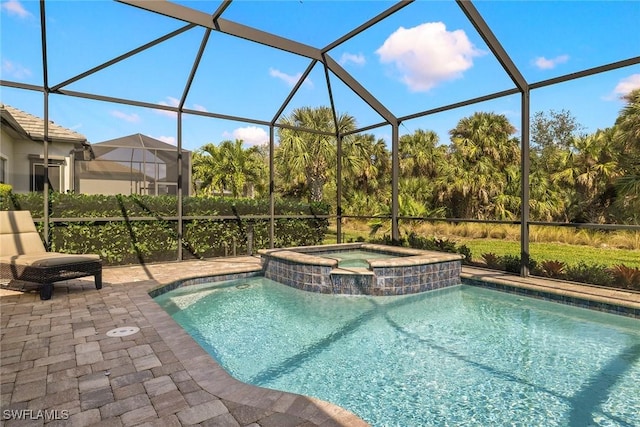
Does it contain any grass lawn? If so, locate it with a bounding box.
[459,239,640,268]
[323,227,640,268]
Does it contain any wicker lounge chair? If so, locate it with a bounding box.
[0,210,102,300]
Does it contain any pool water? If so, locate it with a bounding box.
[155,278,640,427]
[316,249,399,268]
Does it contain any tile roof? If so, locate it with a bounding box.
[0,103,87,143]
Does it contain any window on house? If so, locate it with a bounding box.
[0,157,6,184]
[31,160,64,192]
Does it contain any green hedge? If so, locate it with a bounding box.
[1,193,329,265]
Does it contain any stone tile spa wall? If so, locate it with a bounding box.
[259,244,464,296]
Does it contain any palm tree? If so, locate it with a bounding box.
[444,112,519,219]
[192,143,226,196]
[369,194,446,236]
[342,189,386,217]
[613,89,640,223]
[399,129,445,179]
[528,164,567,222]
[276,106,356,202]
[449,112,518,169]
[552,129,619,222]
[342,133,390,196]
[218,140,266,198]
[191,140,266,198]
[615,89,640,151]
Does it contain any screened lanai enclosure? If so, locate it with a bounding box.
[75,133,191,196]
[1,0,639,280]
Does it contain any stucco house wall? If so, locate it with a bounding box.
[1,104,87,193]
[0,127,15,187]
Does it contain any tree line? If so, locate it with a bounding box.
[192,89,640,225]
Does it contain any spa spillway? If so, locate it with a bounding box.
[258,243,464,296]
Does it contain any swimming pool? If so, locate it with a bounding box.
[154,277,640,427]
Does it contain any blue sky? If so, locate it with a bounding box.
[1,0,639,151]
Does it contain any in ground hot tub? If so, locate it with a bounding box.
[258,243,464,296]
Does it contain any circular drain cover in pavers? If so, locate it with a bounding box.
[106,326,140,337]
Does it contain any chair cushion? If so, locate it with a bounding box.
[0,211,47,256]
[1,253,101,267]
[0,211,39,234]
[0,232,47,257]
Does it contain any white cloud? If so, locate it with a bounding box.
[155,96,179,118]
[159,96,179,107]
[155,98,210,116]
[339,52,366,66]
[269,68,313,88]
[153,135,176,145]
[231,126,269,146]
[1,0,31,18]
[376,22,484,92]
[533,54,569,70]
[2,59,32,79]
[110,110,140,123]
[612,74,640,98]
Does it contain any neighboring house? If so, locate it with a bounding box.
[76,133,191,196]
[0,103,91,193]
[0,105,191,196]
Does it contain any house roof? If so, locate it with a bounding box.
[93,133,189,152]
[0,103,87,144]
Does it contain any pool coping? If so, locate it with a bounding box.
[257,243,464,268]
[461,266,640,318]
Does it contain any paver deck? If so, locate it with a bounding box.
[1,257,368,427]
[2,257,639,426]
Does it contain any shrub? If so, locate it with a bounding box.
[481,252,502,269]
[456,244,473,264]
[608,265,640,290]
[2,193,329,265]
[0,183,12,197]
[502,255,521,274]
[368,234,399,246]
[480,253,538,275]
[539,260,567,279]
[369,232,472,261]
[565,262,613,287]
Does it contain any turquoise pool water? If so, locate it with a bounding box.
[316,249,398,268]
[155,278,640,427]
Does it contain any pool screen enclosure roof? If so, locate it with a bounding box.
[77,133,192,196]
[1,0,639,276]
